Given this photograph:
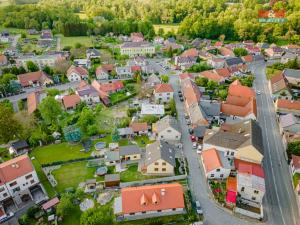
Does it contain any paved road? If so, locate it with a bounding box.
[169,76,260,225]
[251,62,300,225]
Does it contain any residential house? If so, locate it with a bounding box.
[256,43,269,50]
[154,36,164,45]
[62,95,81,110]
[40,29,52,40]
[242,55,254,64]
[214,41,223,48]
[224,57,244,68]
[181,48,199,58]
[0,54,8,66]
[290,154,300,175]
[235,159,265,207]
[201,148,231,179]
[141,104,165,116]
[42,197,60,213]
[219,47,235,57]
[114,183,185,220]
[119,145,141,161]
[27,91,46,115]
[203,119,264,164]
[245,46,260,55]
[116,66,132,79]
[118,127,134,138]
[279,113,300,136]
[120,42,155,57]
[15,54,62,69]
[282,44,300,54]
[191,38,211,49]
[142,141,176,176]
[105,174,120,188]
[154,83,174,103]
[221,80,257,120]
[105,151,120,166]
[275,99,300,116]
[179,73,193,83]
[86,49,100,59]
[130,122,148,136]
[174,56,197,70]
[66,65,88,82]
[208,58,225,69]
[18,71,53,88]
[74,59,91,68]
[0,155,47,213]
[282,69,300,87]
[9,140,29,156]
[269,73,292,100]
[213,68,232,80]
[76,80,100,104]
[265,47,284,58]
[199,70,225,84]
[152,116,181,142]
[281,52,298,64]
[96,64,115,80]
[199,100,221,123]
[130,32,144,42]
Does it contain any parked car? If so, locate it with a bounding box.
[256,90,261,95]
[197,145,202,154]
[190,135,196,142]
[195,201,203,215]
[179,96,184,101]
[186,119,191,125]
[193,142,198,149]
[178,90,182,94]
[188,128,193,134]
[178,93,183,97]
[184,113,189,119]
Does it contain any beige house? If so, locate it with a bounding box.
[119,145,141,161]
[152,116,181,142]
[120,42,155,57]
[141,141,175,176]
[203,119,264,164]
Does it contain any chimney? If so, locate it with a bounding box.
[161,188,166,196]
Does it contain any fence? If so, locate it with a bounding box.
[120,174,187,188]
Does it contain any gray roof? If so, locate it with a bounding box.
[279,113,298,128]
[105,174,120,182]
[204,119,263,155]
[77,85,98,97]
[200,101,221,118]
[117,127,134,136]
[225,57,243,66]
[283,69,300,79]
[154,115,180,134]
[145,141,176,167]
[193,126,207,138]
[119,145,141,156]
[253,55,265,61]
[11,140,28,150]
[87,48,100,56]
[105,151,120,161]
[121,41,153,48]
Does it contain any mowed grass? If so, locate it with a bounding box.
[153,24,179,34]
[120,164,157,182]
[266,67,282,80]
[31,142,91,165]
[293,173,300,188]
[52,161,100,192]
[60,205,81,225]
[59,35,93,48]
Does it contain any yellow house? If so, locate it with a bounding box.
[120,42,155,57]
[119,145,141,161]
[143,141,175,176]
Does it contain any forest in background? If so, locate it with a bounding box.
[0,0,299,43]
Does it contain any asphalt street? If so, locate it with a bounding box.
[251,62,300,225]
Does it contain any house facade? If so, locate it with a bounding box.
[154,83,174,103]
[152,116,181,142]
[66,65,88,82]
[18,71,53,88]
[120,42,155,57]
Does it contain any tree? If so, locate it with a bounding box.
[0,104,22,143]
[111,127,120,142]
[47,88,60,97]
[141,115,159,124]
[26,61,39,72]
[195,77,208,87]
[54,58,71,74]
[56,194,75,218]
[207,80,217,90]
[15,111,37,140]
[161,75,169,83]
[234,48,248,57]
[38,96,62,125]
[287,141,300,159]
[80,206,114,225]
[77,107,95,135]
[218,89,228,100]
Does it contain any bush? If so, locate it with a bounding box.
[27,206,40,218]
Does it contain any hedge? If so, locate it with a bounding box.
[41,155,102,167]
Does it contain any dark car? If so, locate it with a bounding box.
[179,96,184,101]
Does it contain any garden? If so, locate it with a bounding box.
[209,180,226,204]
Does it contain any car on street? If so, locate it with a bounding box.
[178,93,183,97]
[190,135,196,142]
[188,128,193,134]
[184,113,189,119]
[179,96,184,101]
[256,90,261,95]
[186,119,191,125]
[195,201,203,215]
[193,142,198,149]
[197,145,202,154]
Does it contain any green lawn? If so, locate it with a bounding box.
[31,142,91,165]
[293,173,300,188]
[120,164,157,182]
[59,35,93,48]
[133,135,153,147]
[60,205,81,225]
[153,24,179,34]
[109,91,128,104]
[52,161,101,193]
[121,214,190,225]
[266,67,281,80]
[0,148,12,162]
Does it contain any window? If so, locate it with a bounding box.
[155,162,159,165]
[0,187,4,192]
[129,213,135,215]
[220,174,224,178]
[216,169,220,172]
[157,210,162,212]
[162,168,166,172]
[9,181,17,187]
[30,180,35,184]
[172,208,176,211]
[167,130,171,133]
[210,174,214,178]
[25,174,33,180]
[12,187,20,193]
[134,156,137,159]
[142,211,146,214]
[251,197,256,201]
[254,190,259,194]
[154,168,159,171]
[3,193,7,198]
[230,152,234,156]
[241,187,245,192]
[162,162,166,166]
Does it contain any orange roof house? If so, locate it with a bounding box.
[181,48,199,58]
[221,81,257,119]
[62,95,81,110]
[130,122,148,134]
[181,79,201,107]
[18,71,53,87]
[154,83,174,93]
[213,68,231,78]
[276,99,300,116]
[199,70,225,84]
[291,155,300,175]
[27,91,46,115]
[201,148,231,179]
[117,183,185,217]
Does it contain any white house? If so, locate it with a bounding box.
[66,65,88,82]
[141,104,165,116]
[153,116,181,142]
[76,81,100,104]
[291,154,300,175]
[201,148,231,179]
[154,83,174,103]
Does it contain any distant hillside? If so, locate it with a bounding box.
[0,0,38,6]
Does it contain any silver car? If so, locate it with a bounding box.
[195,201,203,215]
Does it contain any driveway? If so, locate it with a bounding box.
[169,75,260,225]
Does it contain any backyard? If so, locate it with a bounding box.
[209,180,226,204]
[58,35,93,48]
[266,67,281,80]
[293,173,300,188]
[0,148,12,162]
[120,164,157,182]
[133,135,153,147]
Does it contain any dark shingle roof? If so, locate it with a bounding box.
[225,57,243,66]
[119,145,141,156]
[145,141,176,167]
[11,140,29,150]
[283,69,300,79]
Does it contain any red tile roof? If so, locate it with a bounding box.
[42,197,60,210]
[181,79,201,107]
[18,71,50,87]
[121,183,185,214]
[276,99,300,111]
[131,65,141,72]
[214,41,223,47]
[214,68,231,78]
[234,159,264,178]
[62,95,81,109]
[0,155,34,185]
[99,80,124,93]
[0,54,7,64]
[130,122,148,132]
[201,148,222,173]
[228,81,255,99]
[200,70,224,83]
[27,92,39,115]
[154,83,174,93]
[179,73,192,80]
[181,48,198,58]
[219,47,234,57]
[292,154,300,169]
[67,65,88,77]
[242,55,254,63]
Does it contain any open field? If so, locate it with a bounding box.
[58,35,93,48]
[120,164,157,182]
[153,24,179,34]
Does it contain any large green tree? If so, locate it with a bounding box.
[80,206,114,225]
[38,96,62,125]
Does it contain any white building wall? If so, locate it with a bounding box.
[157,128,181,141]
[68,72,81,82]
[206,167,231,179]
[154,92,174,103]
